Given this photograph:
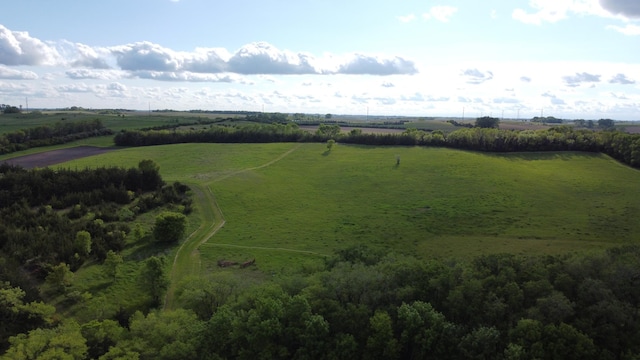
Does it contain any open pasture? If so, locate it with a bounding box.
[58,143,640,271]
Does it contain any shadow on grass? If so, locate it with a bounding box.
[322,150,331,156]
[86,279,112,293]
[127,240,173,261]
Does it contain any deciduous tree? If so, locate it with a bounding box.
[153,211,186,243]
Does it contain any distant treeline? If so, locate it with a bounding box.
[114,123,640,168]
[0,119,113,155]
[0,161,191,274]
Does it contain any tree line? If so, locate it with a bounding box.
[0,119,112,155]
[114,122,640,169]
[3,245,639,359]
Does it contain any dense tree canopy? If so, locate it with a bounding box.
[475,116,500,128]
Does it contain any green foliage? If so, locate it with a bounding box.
[316,123,341,139]
[153,211,186,243]
[45,263,74,294]
[0,164,188,275]
[139,256,169,307]
[74,230,92,256]
[598,118,615,129]
[326,139,335,150]
[177,274,240,320]
[5,320,88,360]
[0,282,55,352]
[105,309,203,360]
[475,116,500,128]
[80,319,125,360]
[103,250,123,282]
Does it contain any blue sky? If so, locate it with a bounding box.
[1,0,639,119]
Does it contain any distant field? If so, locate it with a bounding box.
[58,143,640,271]
[0,111,241,134]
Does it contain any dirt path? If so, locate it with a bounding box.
[163,143,302,310]
[211,143,302,183]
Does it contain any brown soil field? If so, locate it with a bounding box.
[624,126,640,134]
[2,146,115,169]
[299,125,405,134]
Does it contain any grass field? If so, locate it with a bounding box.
[0,111,241,134]
[59,143,640,266]
[10,140,635,315]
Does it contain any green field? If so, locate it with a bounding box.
[59,143,640,269]
[0,111,240,134]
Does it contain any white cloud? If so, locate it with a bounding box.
[227,42,318,74]
[563,72,601,87]
[609,73,636,84]
[0,24,60,65]
[0,65,38,79]
[111,41,182,72]
[338,54,417,75]
[397,14,416,23]
[55,41,112,69]
[66,69,122,80]
[542,91,566,105]
[462,68,494,84]
[423,6,458,22]
[493,97,520,104]
[512,0,615,25]
[56,83,94,93]
[0,24,418,79]
[606,24,640,35]
[130,70,239,83]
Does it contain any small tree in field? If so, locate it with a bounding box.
[46,263,74,294]
[104,250,123,281]
[74,230,92,256]
[140,256,169,307]
[153,211,186,243]
[327,139,335,151]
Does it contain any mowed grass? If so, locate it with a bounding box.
[60,143,640,268]
[205,144,640,264]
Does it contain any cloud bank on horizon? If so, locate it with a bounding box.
[0,0,639,119]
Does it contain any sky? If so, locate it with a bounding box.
[1,0,639,120]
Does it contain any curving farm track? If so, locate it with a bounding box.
[163,144,304,310]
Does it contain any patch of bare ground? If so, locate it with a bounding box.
[2,146,115,169]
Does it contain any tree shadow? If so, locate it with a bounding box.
[127,241,173,261]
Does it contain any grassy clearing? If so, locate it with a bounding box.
[60,143,640,262]
[53,142,640,313]
[204,144,640,262]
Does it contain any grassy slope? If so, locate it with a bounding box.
[207,144,640,262]
[52,142,640,313]
[61,143,640,261]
